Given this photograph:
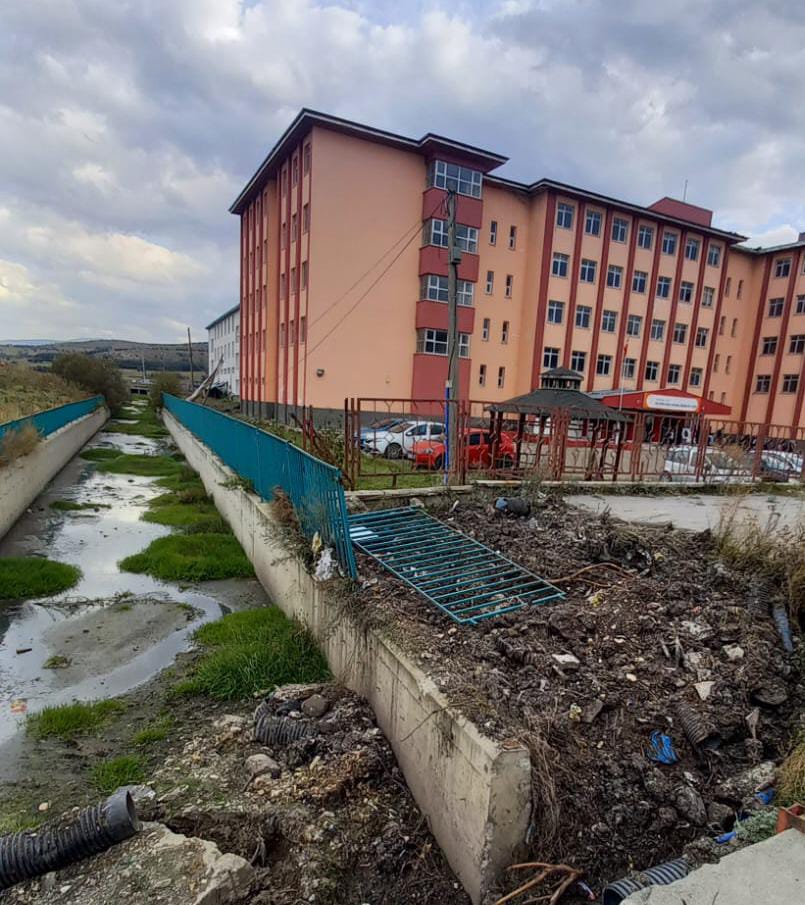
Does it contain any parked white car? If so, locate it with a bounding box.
[362,420,445,459]
[661,445,752,483]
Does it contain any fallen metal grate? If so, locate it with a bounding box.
[349,507,564,624]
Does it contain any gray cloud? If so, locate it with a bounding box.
[1,0,803,342]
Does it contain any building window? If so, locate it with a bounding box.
[421,274,474,306]
[292,157,299,186]
[478,364,486,386]
[299,316,307,344]
[737,279,743,299]
[505,274,513,298]
[557,202,574,229]
[762,336,778,355]
[725,277,732,297]
[489,221,497,245]
[280,221,287,250]
[416,328,469,357]
[645,360,659,381]
[607,265,623,289]
[755,374,771,393]
[501,320,509,344]
[637,225,654,250]
[612,217,628,243]
[769,297,784,317]
[486,271,494,294]
[280,272,287,299]
[576,305,592,328]
[725,355,732,374]
[775,257,792,278]
[622,357,636,379]
[543,347,560,369]
[798,295,805,314]
[650,318,665,341]
[596,354,612,376]
[580,259,597,283]
[707,244,722,267]
[302,203,310,233]
[291,213,298,241]
[702,286,714,307]
[673,322,687,344]
[662,232,677,255]
[632,270,647,293]
[656,276,671,298]
[690,367,703,387]
[508,225,517,249]
[695,327,709,348]
[782,374,799,394]
[289,319,296,345]
[279,322,286,347]
[667,364,681,384]
[627,314,643,337]
[731,317,737,337]
[426,219,478,253]
[585,210,602,236]
[601,310,617,333]
[428,159,482,198]
[685,237,700,261]
[718,315,726,335]
[497,366,506,388]
[790,334,805,354]
[679,281,693,303]
[303,144,311,174]
[547,300,564,324]
[482,318,490,341]
[714,353,720,372]
[301,261,308,290]
[552,253,569,277]
[570,350,587,372]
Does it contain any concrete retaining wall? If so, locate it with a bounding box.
[164,410,532,905]
[0,406,108,540]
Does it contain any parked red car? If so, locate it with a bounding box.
[412,428,516,470]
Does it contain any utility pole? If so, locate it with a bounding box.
[187,327,195,391]
[445,184,462,484]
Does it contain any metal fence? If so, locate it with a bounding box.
[0,395,105,444]
[163,394,357,578]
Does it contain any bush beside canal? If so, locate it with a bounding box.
[0,557,81,600]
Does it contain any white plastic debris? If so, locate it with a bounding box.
[314,547,337,581]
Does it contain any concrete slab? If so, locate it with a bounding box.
[622,830,805,904]
[567,492,805,532]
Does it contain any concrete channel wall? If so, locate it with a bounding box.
[0,406,108,540]
[164,410,533,905]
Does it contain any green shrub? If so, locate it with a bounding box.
[119,534,253,581]
[52,353,128,416]
[90,755,145,794]
[27,699,125,739]
[80,447,123,462]
[132,716,174,747]
[0,558,81,600]
[149,373,182,411]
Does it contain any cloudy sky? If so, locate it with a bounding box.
[2,0,804,343]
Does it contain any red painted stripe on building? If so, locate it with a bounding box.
[257,194,264,406]
[612,214,639,389]
[530,194,557,388]
[283,164,291,406]
[293,144,304,408]
[302,137,312,410]
[682,237,711,390]
[634,225,664,390]
[737,254,771,422]
[561,203,587,369]
[660,230,688,384]
[274,176,282,411]
[586,209,614,391]
[238,215,245,403]
[765,249,803,425]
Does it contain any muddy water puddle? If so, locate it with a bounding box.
[0,425,266,757]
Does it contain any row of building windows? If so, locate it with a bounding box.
[278,316,307,347]
[546,300,711,344]
[478,364,507,388]
[488,221,517,249]
[542,345,703,386]
[755,374,800,394]
[279,144,312,194]
[760,334,805,354]
[768,295,805,317]
[479,318,510,343]
[278,261,309,299]
[416,328,470,357]
[485,271,514,296]
[420,274,475,306]
[279,204,310,249]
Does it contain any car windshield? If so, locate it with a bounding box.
[388,422,414,434]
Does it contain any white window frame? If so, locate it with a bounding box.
[426,219,478,253]
[547,300,564,324]
[596,354,612,376]
[673,322,687,344]
[508,225,517,250]
[478,364,486,386]
[482,318,490,341]
[505,274,513,298]
[576,305,592,328]
[501,320,509,344]
[601,310,617,332]
[782,374,799,394]
[662,232,677,255]
[685,238,700,261]
[489,221,497,245]
[543,347,560,369]
[755,375,771,393]
[627,314,642,337]
[579,258,597,283]
[695,327,709,348]
[417,328,470,357]
[769,298,784,317]
[585,210,602,236]
[637,225,653,250]
[622,357,636,379]
[656,276,671,298]
[607,265,622,289]
[689,367,703,387]
[429,159,482,198]
[552,253,569,277]
[570,350,586,372]
[557,203,574,229]
[421,274,474,307]
[775,257,791,278]
[612,217,628,243]
[497,366,506,388]
[486,270,494,294]
[679,281,693,303]
[702,286,714,308]
[632,270,647,293]
[650,319,665,341]
[707,244,722,267]
[645,360,659,381]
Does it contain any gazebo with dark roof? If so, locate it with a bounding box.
[488,368,629,421]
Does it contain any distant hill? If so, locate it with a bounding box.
[0,339,208,374]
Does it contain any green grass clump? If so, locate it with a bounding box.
[104,405,168,439]
[0,558,81,600]
[90,755,145,794]
[779,731,805,805]
[156,466,201,491]
[142,496,228,533]
[27,699,125,739]
[49,500,110,511]
[119,534,253,581]
[179,608,329,700]
[80,447,122,462]
[0,809,43,834]
[132,716,174,747]
[735,809,779,843]
[43,655,71,669]
[98,453,183,477]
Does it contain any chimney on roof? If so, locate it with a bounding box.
[798,231,805,243]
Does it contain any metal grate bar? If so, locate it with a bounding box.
[349,506,564,625]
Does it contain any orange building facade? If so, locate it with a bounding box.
[232,110,805,430]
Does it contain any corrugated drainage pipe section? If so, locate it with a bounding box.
[602,858,690,905]
[0,790,140,889]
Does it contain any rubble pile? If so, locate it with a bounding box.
[356,496,805,891]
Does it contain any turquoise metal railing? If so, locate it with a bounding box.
[0,395,105,444]
[162,394,357,578]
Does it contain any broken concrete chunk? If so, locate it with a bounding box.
[246,753,281,780]
[301,694,329,718]
[582,699,605,723]
[694,681,715,701]
[722,644,745,662]
[673,785,707,826]
[551,653,580,671]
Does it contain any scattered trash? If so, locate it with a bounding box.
[494,497,531,518]
[313,547,337,582]
[693,681,714,701]
[568,703,583,721]
[602,858,690,905]
[582,700,604,724]
[751,682,788,708]
[9,700,27,715]
[772,604,794,653]
[776,803,805,835]
[14,649,32,656]
[676,702,721,753]
[648,731,678,765]
[552,653,580,672]
[254,714,317,748]
[755,788,775,806]
[576,879,596,901]
[409,497,426,509]
[722,643,745,662]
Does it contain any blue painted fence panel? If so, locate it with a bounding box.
[163,394,357,578]
[0,395,104,444]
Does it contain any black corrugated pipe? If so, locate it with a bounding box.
[772,604,794,653]
[602,858,690,905]
[255,714,316,747]
[0,789,140,890]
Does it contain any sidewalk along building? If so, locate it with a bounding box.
[231,108,805,431]
[206,305,240,398]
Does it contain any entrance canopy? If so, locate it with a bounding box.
[590,387,731,417]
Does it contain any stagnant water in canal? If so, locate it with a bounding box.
[0,410,266,770]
